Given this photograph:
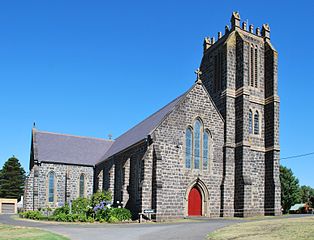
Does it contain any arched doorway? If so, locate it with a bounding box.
[188,186,202,216]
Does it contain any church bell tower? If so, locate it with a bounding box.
[200,12,281,217]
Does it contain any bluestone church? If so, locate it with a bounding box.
[24,12,281,220]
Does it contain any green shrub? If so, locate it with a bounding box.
[91,191,112,208]
[53,212,68,222]
[108,215,119,223]
[94,207,110,221]
[87,216,95,223]
[38,215,48,221]
[72,197,91,215]
[109,208,131,221]
[78,214,87,222]
[20,210,44,220]
[47,215,56,221]
[53,204,70,216]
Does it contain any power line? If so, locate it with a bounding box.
[280,152,314,160]
[185,149,314,161]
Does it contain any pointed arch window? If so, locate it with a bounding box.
[203,131,209,169]
[250,45,254,87]
[254,111,259,135]
[185,118,212,171]
[48,172,55,203]
[249,110,253,134]
[185,128,192,168]
[249,45,258,88]
[194,119,202,169]
[255,48,258,87]
[79,174,85,198]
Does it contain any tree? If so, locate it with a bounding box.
[280,165,301,213]
[0,156,26,200]
[299,185,314,204]
[309,196,314,208]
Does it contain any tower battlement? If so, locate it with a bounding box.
[203,12,271,53]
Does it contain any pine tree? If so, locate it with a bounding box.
[0,156,26,200]
[280,165,301,213]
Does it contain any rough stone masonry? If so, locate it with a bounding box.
[24,12,281,220]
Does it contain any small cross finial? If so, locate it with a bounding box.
[108,134,112,140]
[195,68,202,84]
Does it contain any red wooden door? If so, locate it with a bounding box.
[188,187,202,216]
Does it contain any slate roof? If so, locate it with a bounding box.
[31,85,201,167]
[99,91,187,162]
[33,130,113,166]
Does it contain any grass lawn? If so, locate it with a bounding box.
[208,216,314,240]
[0,224,69,240]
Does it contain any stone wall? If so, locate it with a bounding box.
[152,83,224,219]
[100,83,224,221]
[101,142,149,219]
[24,163,94,210]
[200,22,280,216]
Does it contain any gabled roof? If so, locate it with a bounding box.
[31,82,222,167]
[99,91,188,162]
[33,130,113,166]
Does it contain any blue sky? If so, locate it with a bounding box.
[0,1,313,187]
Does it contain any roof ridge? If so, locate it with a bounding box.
[112,93,185,142]
[34,129,114,142]
[148,85,194,135]
[96,90,187,164]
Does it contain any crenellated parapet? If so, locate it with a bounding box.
[203,12,272,54]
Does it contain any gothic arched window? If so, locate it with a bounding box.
[254,111,259,135]
[255,47,258,87]
[249,110,253,134]
[203,131,209,169]
[194,119,202,169]
[48,172,55,203]
[79,174,85,198]
[185,128,192,168]
[250,45,254,87]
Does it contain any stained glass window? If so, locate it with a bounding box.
[185,128,192,168]
[48,172,54,203]
[79,174,85,198]
[203,131,209,169]
[254,111,259,135]
[194,120,201,169]
[249,110,253,134]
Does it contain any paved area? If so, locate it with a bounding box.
[0,214,244,240]
[0,214,312,240]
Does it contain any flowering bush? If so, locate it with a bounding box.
[20,191,131,223]
[93,199,111,221]
[91,191,112,208]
